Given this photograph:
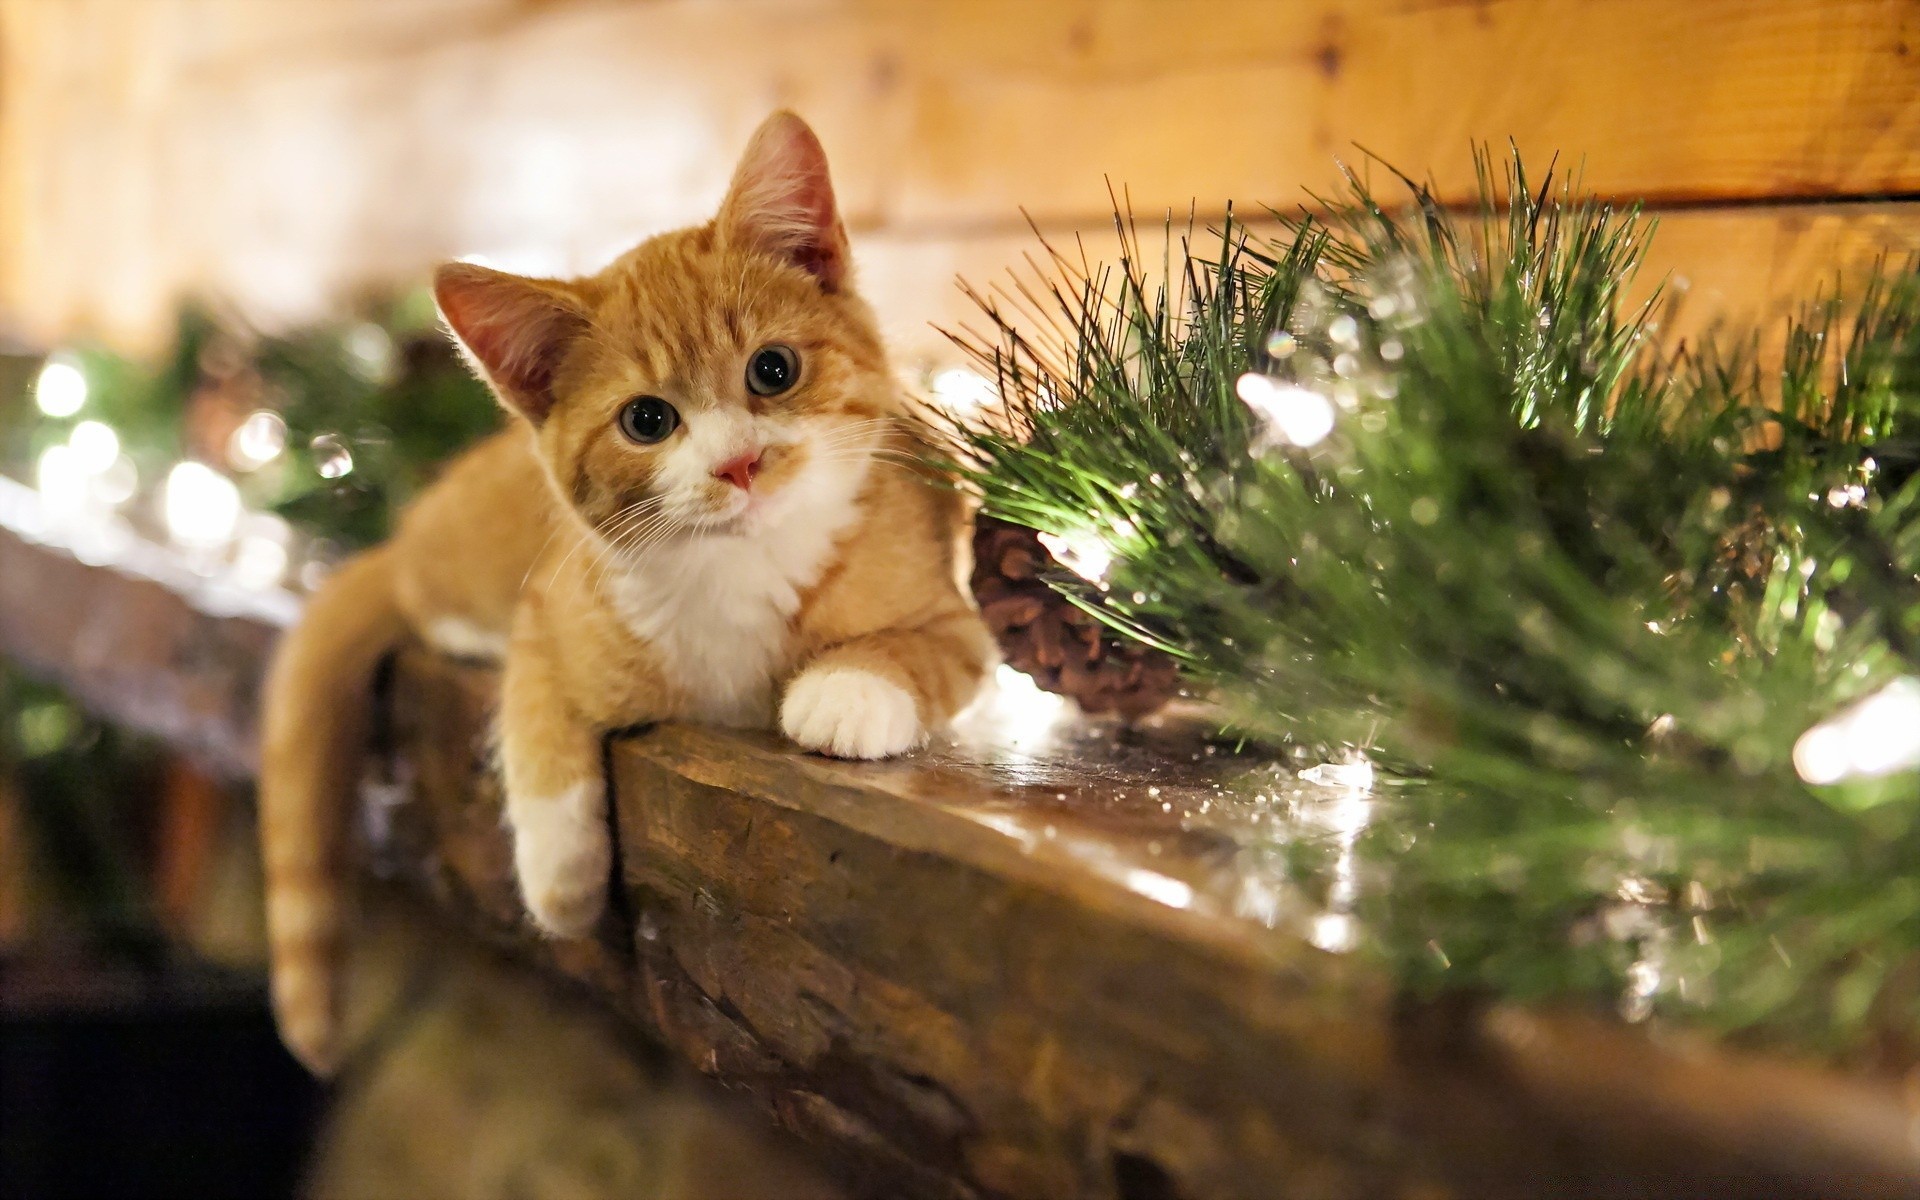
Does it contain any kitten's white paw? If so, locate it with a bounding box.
[510,780,610,938]
[424,616,509,662]
[780,667,924,760]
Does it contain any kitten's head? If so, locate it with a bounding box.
[433,112,894,549]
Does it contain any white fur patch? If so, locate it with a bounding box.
[607,428,870,726]
[653,405,766,519]
[780,666,923,759]
[511,780,609,938]
[425,616,510,662]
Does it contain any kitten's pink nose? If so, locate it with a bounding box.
[713,450,762,491]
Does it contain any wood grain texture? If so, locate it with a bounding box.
[2,509,1920,1197]
[880,0,1920,221]
[305,888,849,1200]
[0,0,1914,350]
[866,202,1920,366]
[0,482,280,778]
[386,652,1920,1200]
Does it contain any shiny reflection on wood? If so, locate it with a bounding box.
[3,509,1919,1198]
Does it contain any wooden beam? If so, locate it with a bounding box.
[2,483,1918,1198]
[863,201,1920,364]
[381,651,1920,1200]
[877,0,1920,223]
[0,478,283,778]
[2,0,1915,348]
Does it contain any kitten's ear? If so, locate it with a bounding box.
[433,262,589,425]
[717,111,851,292]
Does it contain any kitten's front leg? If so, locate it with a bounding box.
[781,611,993,760]
[499,632,609,938]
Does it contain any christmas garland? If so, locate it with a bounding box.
[941,152,1920,1061]
[7,153,1919,1062]
[1,663,169,948]
[4,294,498,585]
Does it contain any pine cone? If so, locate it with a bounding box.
[971,515,1180,720]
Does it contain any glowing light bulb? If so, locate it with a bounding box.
[929,366,998,412]
[34,356,88,417]
[93,456,138,507]
[953,664,1069,753]
[1237,373,1336,448]
[231,514,292,590]
[36,445,87,516]
[67,421,120,474]
[343,323,394,379]
[163,461,241,548]
[1310,912,1358,953]
[228,410,288,470]
[1036,530,1114,584]
[1794,677,1920,784]
[989,664,1068,731]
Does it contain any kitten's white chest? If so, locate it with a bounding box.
[608,502,852,726]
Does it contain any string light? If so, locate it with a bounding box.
[929,366,998,412]
[343,323,395,381]
[33,356,88,418]
[1793,677,1920,785]
[1300,758,1375,794]
[1237,373,1336,449]
[231,513,293,590]
[163,461,242,549]
[228,410,288,471]
[1311,912,1358,953]
[67,421,120,474]
[35,445,88,517]
[953,664,1070,753]
[1035,529,1114,585]
[92,456,138,507]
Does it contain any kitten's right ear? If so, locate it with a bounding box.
[433,262,589,425]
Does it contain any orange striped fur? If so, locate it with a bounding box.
[259,113,992,1073]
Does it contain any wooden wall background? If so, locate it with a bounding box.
[0,0,1917,365]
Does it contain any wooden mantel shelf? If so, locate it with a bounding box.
[3,478,1918,1200]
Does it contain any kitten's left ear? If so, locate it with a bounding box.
[717,111,851,292]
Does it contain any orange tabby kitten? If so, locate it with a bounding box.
[260,112,993,1074]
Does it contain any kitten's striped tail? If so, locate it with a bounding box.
[259,543,405,1076]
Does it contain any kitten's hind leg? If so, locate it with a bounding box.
[499,637,610,938]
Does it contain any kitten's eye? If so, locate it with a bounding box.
[617,396,679,444]
[746,345,799,397]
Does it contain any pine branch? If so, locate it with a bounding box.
[942,148,1920,1058]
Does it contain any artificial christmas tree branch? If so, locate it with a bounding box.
[940,151,1920,1057]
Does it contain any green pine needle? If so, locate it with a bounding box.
[941,149,1920,1060]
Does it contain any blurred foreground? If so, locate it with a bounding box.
[0,667,839,1200]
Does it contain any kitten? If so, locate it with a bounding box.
[259,113,993,1074]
